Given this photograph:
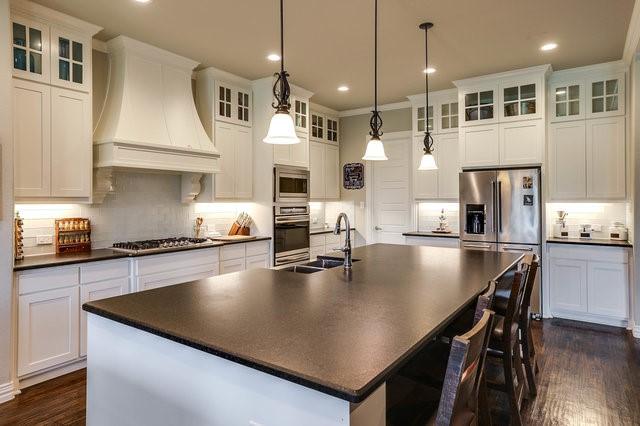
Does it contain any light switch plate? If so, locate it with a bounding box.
[36,234,53,245]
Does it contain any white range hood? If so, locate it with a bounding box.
[93,36,220,202]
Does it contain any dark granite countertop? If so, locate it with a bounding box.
[309,227,356,235]
[546,237,632,248]
[83,243,521,403]
[403,231,459,239]
[14,237,272,272]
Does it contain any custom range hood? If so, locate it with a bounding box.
[93,36,220,203]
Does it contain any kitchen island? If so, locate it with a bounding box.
[83,244,521,425]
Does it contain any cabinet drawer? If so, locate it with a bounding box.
[80,260,129,284]
[246,254,269,270]
[135,248,220,276]
[220,244,246,261]
[136,264,219,292]
[220,258,246,274]
[310,234,326,247]
[246,240,270,257]
[17,266,79,295]
[548,244,628,264]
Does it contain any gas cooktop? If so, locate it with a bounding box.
[111,237,218,255]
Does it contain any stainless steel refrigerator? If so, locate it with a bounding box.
[459,168,542,315]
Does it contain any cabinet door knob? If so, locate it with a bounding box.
[374,226,382,231]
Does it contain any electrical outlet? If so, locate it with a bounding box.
[36,234,53,245]
[592,224,602,232]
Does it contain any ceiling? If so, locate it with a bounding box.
[33,0,635,111]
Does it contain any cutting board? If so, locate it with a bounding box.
[213,235,258,242]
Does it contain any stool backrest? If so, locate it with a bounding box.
[474,281,496,325]
[435,309,495,426]
[519,254,539,325]
[502,268,528,344]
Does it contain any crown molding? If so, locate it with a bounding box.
[11,0,102,36]
[623,0,640,65]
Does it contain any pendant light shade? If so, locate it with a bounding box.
[418,22,438,170]
[264,0,299,145]
[263,112,299,144]
[362,0,387,161]
[363,136,388,161]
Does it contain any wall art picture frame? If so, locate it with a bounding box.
[343,163,364,190]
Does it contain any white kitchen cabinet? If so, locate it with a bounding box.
[220,258,246,274]
[292,97,309,133]
[548,121,587,199]
[137,266,220,292]
[310,112,325,142]
[80,277,129,356]
[439,101,459,134]
[211,121,252,199]
[51,87,91,197]
[459,86,497,126]
[13,79,51,197]
[11,13,50,84]
[548,244,630,327]
[586,73,625,118]
[413,136,437,199]
[586,116,625,199]
[549,81,584,122]
[415,105,434,135]
[413,134,459,200]
[309,232,348,259]
[459,124,499,167]
[498,119,543,165]
[18,286,79,376]
[246,254,270,270]
[214,81,252,127]
[50,26,91,92]
[499,78,542,121]
[273,130,309,169]
[404,236,459,248]
[309,141,339,200]
[13,80,91,200]
[549,258,588,314]
[326,117,339,144]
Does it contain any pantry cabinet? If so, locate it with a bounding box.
[309,141,339,200]
[548,116,625,200]
[548,244,629,327]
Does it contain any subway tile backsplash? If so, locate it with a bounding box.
[17,172,254,256]
[417,202,460,233]
[545,202,629,239]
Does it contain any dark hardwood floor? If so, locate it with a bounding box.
[0,318,638,425]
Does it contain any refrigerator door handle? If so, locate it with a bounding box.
[497,180,503,233]
[502,245,533,252]
[491,180,497,233]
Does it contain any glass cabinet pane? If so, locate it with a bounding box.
[504,102,518,117]
[568,101,579,115]
[441,117,449,129]
[29,28,42,51]
[520,84,535,99]
[592,81,604,97]
[72,63,82,83]
[606,96,618,112]
[605,79,618,95]
[30,52,42,74]
[59,37,70,59]
[504,87,518,102]
[555,87,567,102]
[451,115,458,128]
[13,23,26,46]
[556,103,567,117]
[592,98,604,113]
[479,91,493,105]
[72,41,83,62]
[568,85,579,100]
[13,47,27,70]
[441,103,449,116]
[521,100,536,115]
[417,106,425,119]
[465,108,478,121]
[479,105,493,119]
[59,60,70,80]
[465,93,478,107]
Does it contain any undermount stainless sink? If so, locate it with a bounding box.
[281,258,361,274]
[304,259,345,269]
[281,265,325,274]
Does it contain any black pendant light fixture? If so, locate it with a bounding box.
[263,0,299,145]
[418,22,437,170]
[362,0,387,161]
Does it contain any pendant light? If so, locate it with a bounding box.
[263,0,299,145]
[362,0,387,161]
[417,22,437,170]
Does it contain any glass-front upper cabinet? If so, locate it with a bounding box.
[549,81,584,122]
[416,105,434,133]
[214,81,252,126]
[237,88,251,126]
[326,117,339,143]
[11,15,50,84]
[502,83,537,119]
[292,97,308,133]
[462,89,495,125]
[440,102,459,133]
[50,27,89,92]
[311,113,324,141]
[587,74,625,118]
[216,83,233,121]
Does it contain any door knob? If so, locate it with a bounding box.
[374,226,382,231]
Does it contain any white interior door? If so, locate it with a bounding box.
[370,133,413,244]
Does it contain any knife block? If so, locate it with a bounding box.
[228,222,250,236]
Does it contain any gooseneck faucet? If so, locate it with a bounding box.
[334,213,352,269]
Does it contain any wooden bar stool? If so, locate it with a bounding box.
[387,309,496,426]
[485,267,528,426]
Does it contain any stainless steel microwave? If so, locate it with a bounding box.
[274,166,310,203]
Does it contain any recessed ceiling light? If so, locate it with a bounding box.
[267,53,281,62]
[423,67,436,74]
[540,42,558,51]
[337,85,349,92]
[134,0,152,3]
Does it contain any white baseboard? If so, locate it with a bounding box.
[18,359,86,390]
[0,381,16,405]
[633,324,640,339]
